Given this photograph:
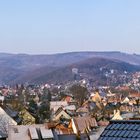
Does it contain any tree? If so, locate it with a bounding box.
[28,99,38,113]
[69,84,88,106]
[42,87,52,101]
[38,101,50,122]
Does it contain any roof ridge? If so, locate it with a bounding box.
[110,120,140,124]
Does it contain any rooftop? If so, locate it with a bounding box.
[8,124,48,140]
[99,120,140,140]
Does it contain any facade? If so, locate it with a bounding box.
[53,107,71,121]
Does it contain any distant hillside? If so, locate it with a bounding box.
[18,57,140,86]
[0,51,140,84]
[1,51,140,70]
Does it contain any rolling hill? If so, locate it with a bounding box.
[15,57,140,86]
[0,51,140,85]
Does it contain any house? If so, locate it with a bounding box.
[76,106,89,116]
[111,110,123,120]
[40,127,54,140]
[1,105,22,124]
[53,107,71,121]
[99,120,140,140]
[102,102,121,120]
[122,97,130,104]
[8,124,54,140]
[120,103,134,112]
[69,116,98,135]
[121,112,135,120]
[8,124,77,140]
[55,124,73,135]
[0,107,17,139]
[107,95,122,103]
[91,91,102,103]
[47,121,74,135]
[89,101,103,112]
[19,108,35,125]
[50,101,68,112]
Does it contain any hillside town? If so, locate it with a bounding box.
[1,0,140,139]
[1,71,140,140]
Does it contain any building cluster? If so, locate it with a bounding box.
[0,73,140,139]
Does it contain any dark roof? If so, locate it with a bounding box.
[1,105,22,124]
[99,120,140,140]
[53,131,77,140]
[2,105,18,118]
[99,91,107,97]
[58,134,77,140]
[0,130,7,138]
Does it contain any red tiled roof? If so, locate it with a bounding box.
[129,92,140,98]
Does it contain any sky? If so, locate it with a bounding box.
[0,0,140,54]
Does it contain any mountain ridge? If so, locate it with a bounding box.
[14,57,140,85]
[0,51,140,85]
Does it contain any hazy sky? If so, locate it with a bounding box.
[0,0,140,54]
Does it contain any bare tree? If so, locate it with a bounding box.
[69,84,88,106]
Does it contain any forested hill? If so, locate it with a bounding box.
[0,51,140,84]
